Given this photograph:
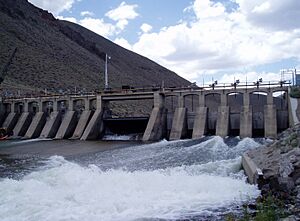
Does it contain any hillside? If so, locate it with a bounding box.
[0,0,190,95]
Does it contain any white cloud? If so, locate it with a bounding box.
[80,11,94,17]
[130,0,300,83]
[105,2,138,31]
[236,0,300,30]
[140,23,152,33]
[57,16,77,23]
[114,38,132,50]
[79,18,116,38]
[105,2,138,21]
[29,0,76,15]
[219,71,282,84]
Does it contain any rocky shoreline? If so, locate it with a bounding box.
[244,124,300,220]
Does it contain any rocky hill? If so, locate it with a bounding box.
[0,0,190,95]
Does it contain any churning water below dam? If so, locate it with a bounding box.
[0,136,268,221]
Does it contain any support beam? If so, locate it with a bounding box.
[169,107,187,140]
[264,104,277,139]
[192,107,207,139]
[216,106,230,137]
[240,106,252,138]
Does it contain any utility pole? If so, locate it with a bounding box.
[104,53,111,90]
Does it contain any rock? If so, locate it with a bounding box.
[280,215,297,221]
[279,159,294,178]
[278,177,295,192]
[291,139,299,148]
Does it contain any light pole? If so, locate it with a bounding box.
[104,53,111,90]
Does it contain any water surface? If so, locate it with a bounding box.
[0,136,263,221]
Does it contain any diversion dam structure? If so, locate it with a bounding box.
[0,83,294,141]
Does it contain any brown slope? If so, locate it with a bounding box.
[0,0,190,95]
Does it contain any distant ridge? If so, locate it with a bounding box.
[0,0,190,94]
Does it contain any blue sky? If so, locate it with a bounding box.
[29,0,300,85]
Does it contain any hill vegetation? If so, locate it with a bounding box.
[0,0,190,95]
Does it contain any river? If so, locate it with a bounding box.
[0,136,266,221]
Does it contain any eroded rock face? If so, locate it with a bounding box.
[247,124,300,218]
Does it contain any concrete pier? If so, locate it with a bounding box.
[2,113,19,133]
[192,107,207,139]
[24,112,46,138]
[71,110,92,139]
[55,111,77,139]
[169,107,187,140]
[40,111,62,138]
[81,96,105,140]
[80,109,104,140]
[143,92,166,141]
[216,106,230,137]
[13,112,32,136]
[264,104,277,139]
[240,106,252,138]
[142,107,167,141]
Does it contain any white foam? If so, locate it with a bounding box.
[0,156,260,221]
[102,134,137,141]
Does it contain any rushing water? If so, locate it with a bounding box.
[0,136,264,221]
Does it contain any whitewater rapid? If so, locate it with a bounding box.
[0,136,262,221]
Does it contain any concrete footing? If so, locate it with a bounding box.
[24,112,46,139]
[192,107,207,139]
[40,112,61,138]
[13,112,32,137]
[264,104,277,139]
[142,107,167,141]
[169,107,187,140]
[80,110,104,140]
[240,106,252,138]
[55,111,77,139]
[70,110,92,139]
[216,106,230,137]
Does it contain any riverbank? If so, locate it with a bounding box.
[244,124,300,220]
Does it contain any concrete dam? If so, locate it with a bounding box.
[0,85,291,141]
